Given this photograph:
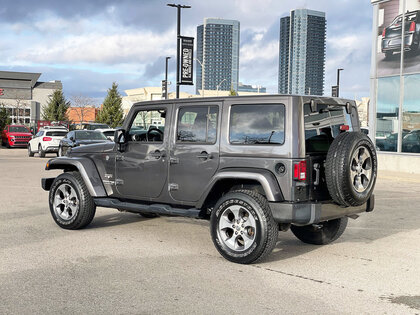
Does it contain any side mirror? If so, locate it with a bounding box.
[114,129,127,152]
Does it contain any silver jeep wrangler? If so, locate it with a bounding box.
[42,95,377,264]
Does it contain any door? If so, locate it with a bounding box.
[169,104,220,202]
[115,106,169,200]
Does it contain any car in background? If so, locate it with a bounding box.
[402,130,420,153]
[58,130,110,156]
[1,125,32,148]
[28,128,68,157]
[75,123,110,130]
[381,10,420,59]
[96,128,116,141]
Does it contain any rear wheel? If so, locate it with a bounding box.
[38,144,45,158]
[291,217,348,245]
[49,172,96,229]
[210,190,278,264]
[28,144,34,157]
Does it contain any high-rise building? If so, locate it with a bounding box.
[278,9,326,96]
[196,18,240,93]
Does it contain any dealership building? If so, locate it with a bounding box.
[0,71,62,126]
[370,0,420,173]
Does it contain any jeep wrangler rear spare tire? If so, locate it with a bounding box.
[210,190,278,264]
[49,171,96,229]
[325,132,377,207]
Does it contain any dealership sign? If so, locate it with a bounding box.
[180,36,194,85]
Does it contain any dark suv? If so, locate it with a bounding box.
[42,95,377,264]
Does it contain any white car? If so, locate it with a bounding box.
[96,128,116,141]
[28,128,68,158]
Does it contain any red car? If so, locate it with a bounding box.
[1,125,33,148]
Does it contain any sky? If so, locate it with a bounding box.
[0,0,373,104]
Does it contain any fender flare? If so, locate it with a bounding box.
[197,168,284,208]
[45,157,107,197]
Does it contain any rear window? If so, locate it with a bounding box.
[229,104,285,145]
[304,104,354,153]
[75,131,107,140]
[46,131,67,137]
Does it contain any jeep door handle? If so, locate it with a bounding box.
[149,150,166,159]
[197,151,212,160]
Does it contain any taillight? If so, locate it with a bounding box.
[43,137,52,141]
[409,21,416,33]
[382,28,386,37]
[293,161,307,181]
[340,124,350,131]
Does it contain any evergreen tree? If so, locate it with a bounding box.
[96,82,123,128]
[42,90,70,121]
[0,104,11,131]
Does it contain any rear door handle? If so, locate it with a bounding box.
[197,151,212,160]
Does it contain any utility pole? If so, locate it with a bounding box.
[167,3,191,99]
[337,68,344,97]
[165,57,171,99]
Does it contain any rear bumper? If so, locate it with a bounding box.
[43,146,59,153]
[270,195,374,225]
[382,34,415,52]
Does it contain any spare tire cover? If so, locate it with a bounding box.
[325,132,377,207]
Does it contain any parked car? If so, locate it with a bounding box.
[96,128,116,141]
[402,130,420,153]
[28,128,68,157]
[1,125,32,148]
[381,10,420,59]
[75,123,110,130]
[42,95,377,264]
[58,130,110,156]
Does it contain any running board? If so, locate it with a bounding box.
[93,198,202,218]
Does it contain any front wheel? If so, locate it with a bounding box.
[210,190,278,264]
[28,145,34,157]
[49,172,96,229]
[290,217,348,245]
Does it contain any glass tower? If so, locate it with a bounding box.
[278,9,326,96]
[196,18,240,93]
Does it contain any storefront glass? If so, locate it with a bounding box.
[402,74,420,153]
[376,76,400,152]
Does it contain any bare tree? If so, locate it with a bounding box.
[13,94,28,124]
[70,95,95,127]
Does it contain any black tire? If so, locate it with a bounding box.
[138,212,159,218]
[325,132,377,207]
[28,145,34,157]
[49,171,96,230]
[291,217,348,245]
[38,144,45,158]
[210,189,278,264]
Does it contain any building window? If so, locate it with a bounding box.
[402,74,420,153]
[376,76,400,152]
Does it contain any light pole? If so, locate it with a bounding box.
[337,68,344,97]
[167,3,191,99]
[216,78,227,96]
[195,58,204,97]
[165,57,171,99]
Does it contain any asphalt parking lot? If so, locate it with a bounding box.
[1,147,419,314]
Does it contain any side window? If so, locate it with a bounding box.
[128,109,166,142]
[36,131,43,137]
[229,104,285,145]
[177,106,218,143]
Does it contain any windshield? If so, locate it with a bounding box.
[9,126,30,133]
[75,131,107,140]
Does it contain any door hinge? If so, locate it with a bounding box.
[116,155,124,161]
[168,183,179,191]
[169,157,179,165]
[115,179,124,186]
